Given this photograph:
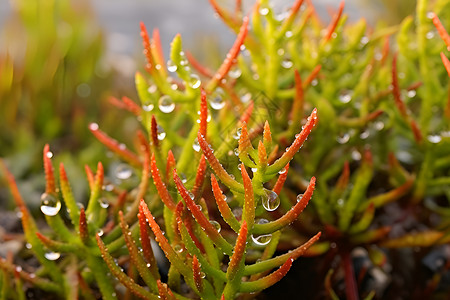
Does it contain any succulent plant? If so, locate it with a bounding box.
[3,0,450,299]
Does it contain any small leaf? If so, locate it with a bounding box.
[211,174,240,232]
[43,144,56,194]
[79,208,89,245]
[96,234,158,299]
[322,1,345,43]
[226,221,248,281]
[241,165,255,231]
[240,258,293,293]
[89,125,141,167]
[173,170,233,255]
[253,177,315,235]
[192,256,203,292]
[431,13,450,49]
[267,108,318,176]
[197,132,244,193]
[150,153,176,211]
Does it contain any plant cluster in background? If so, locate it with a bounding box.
[2,0,450,299]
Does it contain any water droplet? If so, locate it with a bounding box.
[251,167,257,173]
[251,233,272,246]
[281,59,293,69]
[104,184,114,192]
[338,90,353,103]
[196,204,202,211]
[180,173,187,183]
[428,135,442,144]
[46,151,53,158]
[157,125,166,140]
[174,244,184,253]
[351,150,362,161]
[45,252,61,261]
[228,68,241,79]
[238,164,242,171]
[200,272,206,278]
[241,92,252,103]
[259,7,269,16]
[210,88,226,110]
[233,128,242,139]
[189,74,201,89]
[277,48,285,56]
[142,103,154,112]
[234,148,240,156]
[261,190,280,211]
[360,36,369,45]
[25,243,32,249]
[285,31,293,38]
[89,123,99,131]
[15,266,22,272]
[407,90,416,98]
[210,220,221,232]
[147,85,157,94]
[193,138,201,152]
[278,168,287,174]
[360,130,370,139]
[40,193,61,216]
[296,194,303,202]
[99,198,109,209]
[115,164,133,180]
[167,60,177,72]
[426,31,436,39]
[188,192,195,200]
[158,95,175,113]
[146,263,151,267]
[337,133,350,144]
[374,121,384,131]
[337,198,345,207]
[311,79,318,86]
[97,229,104,236]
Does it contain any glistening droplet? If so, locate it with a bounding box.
[210,88,226,110]
[157,125,166,140]
[158,95,175,113]
[189,74,201,89]
[40,193,61,216]
[44,252,61,261]
[209,220,221,232]
[193,138,200,152]
[261,190,280,211]
[115,164,133,180]
[167,60,177,72]
[251,233,272,246]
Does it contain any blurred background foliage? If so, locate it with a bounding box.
[0,0,140,210]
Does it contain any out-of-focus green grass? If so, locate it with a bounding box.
[0,0,138,209]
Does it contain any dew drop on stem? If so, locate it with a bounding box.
[157,125,166,140]
[167,60,177,72]
[115,163,133,180]
[44,252,61,261]
[40,193,61,216]
[233,128,242,139]
[209,220,221,232]
[189,74,201,89]
[261,190,280,211]
[142,103,154,112]
[210,88,226,110]
[193,138,200,152]
[158,95,175,113]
